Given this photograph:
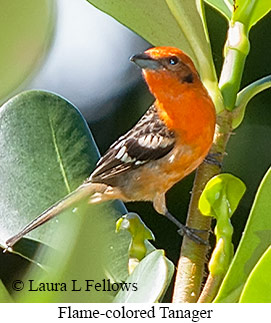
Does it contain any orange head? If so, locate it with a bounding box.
[130,46,201,100]
[131,47,216,150]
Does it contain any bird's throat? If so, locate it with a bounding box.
[143,69,216,146]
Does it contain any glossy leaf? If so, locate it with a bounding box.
[204,0,232,20]
[239,246,271,303]
[0,0,55,103]
[0,90,99,248]
[86,0,224,113]
[113,250,174,303]
[233,0,271,30]
[214,166,271,302]
[0,90,131,302]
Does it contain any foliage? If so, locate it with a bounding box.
[239,246,271,303]
[0,90,174,302]
[199,174,246,278]
[214,167,271,302]
[1,0,271,303]
[113,250,174,303]
[87,0,223,114]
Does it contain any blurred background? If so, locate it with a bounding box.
[1,0,271,267]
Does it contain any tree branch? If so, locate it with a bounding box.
[172,110,232,303]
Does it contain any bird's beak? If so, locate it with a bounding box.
[130,52,161,70]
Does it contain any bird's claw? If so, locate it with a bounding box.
[177,226,209,245]
[164,211,209,245]
[204,153,223,168]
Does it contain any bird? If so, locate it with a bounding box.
[5,46,216,249]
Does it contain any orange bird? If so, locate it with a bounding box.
[6,47,216,249]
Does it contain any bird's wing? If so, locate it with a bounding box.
[90,104,176,182]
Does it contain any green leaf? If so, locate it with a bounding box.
[0,0,55,103]
[0,90,99,248]
[113,250,174,303]
[116,213,155,275]
[0,280,13,302]
[204,0,232,20]
[0,90,130,302]
[86,0,224,113]
[233,75,271,129]
[233,0,271,30]
[116,213,154,261]
[199,174,245,277]
[239,246,271,303]
[214,166,271,302]
[199,173,246,219]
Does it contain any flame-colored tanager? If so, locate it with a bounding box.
[6,47,216,249]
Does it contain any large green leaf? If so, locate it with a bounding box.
[214,166,271,302]
[233,0,271,30]
[239,246,271,303]
[0,0,55,103]
[0,90,98,248]
[0,91,131,302]
[86,0,224,113]
[113,250,174,303]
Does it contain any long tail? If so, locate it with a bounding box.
[5,182,101,249]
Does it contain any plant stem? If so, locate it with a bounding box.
[197,274,223,303]
[172,18,251,304]
[172,110,232,303]
[219,21,250,110]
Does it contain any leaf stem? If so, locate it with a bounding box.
[233,75,271,128]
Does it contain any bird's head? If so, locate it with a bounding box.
[130,47,200,92]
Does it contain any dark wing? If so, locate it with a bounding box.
[90,104,176,183]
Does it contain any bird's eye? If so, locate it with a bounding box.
[168,56,179,65]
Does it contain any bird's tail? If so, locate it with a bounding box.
[5,182,102,249]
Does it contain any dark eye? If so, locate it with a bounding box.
[168,56,179,65]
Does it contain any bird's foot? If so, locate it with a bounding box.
[165,211,208,245]
[204,152,223,168]
[177,226,208,245]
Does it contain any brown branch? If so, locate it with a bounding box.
[172,110,232,303]
[197,274,223,303]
